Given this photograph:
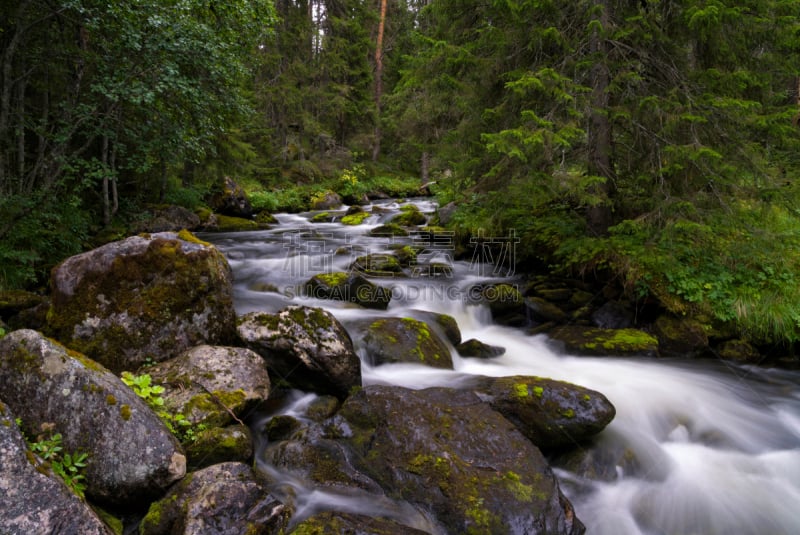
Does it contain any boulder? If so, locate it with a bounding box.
[0,289,45,318]
[0,330,185,505]
[209,176,253,218]
[46,231,236,372]
[470,283,527,327]
[361,317,453,369]
[411,310,462,345]
[368,224,409,237]
[652,314,709,356]
[718,339,762,364]
[455,338,505,359]
[525,296,568,324]
[337,385,585,534]
[139,462,290,535]
[436,201,457,226]
[548,326,659,357]
[350,253,404,277]
[289,512,431,535]
[390,205,427,226]
[237,306,361,399]
[463,375,616,451]
[304,272,391,310]
[146,345,270,428]
[185,425,253,471]
[0,400,114,535]
[134,205,202,233]
[310,190,342,210]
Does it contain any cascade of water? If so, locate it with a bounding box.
[204,199,800,534]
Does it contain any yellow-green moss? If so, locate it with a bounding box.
[513,383,529,398]
[177,229,211,246]
[533,386,544,398]
[314,272,349,287]
[310,212,332,223]
[341,211,370,225]
[120,404,131,421]
[106,394,117,406]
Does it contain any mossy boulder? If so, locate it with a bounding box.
[411,310,462,345]
[337,385,585,534]
[470,283,527,327]
[310,211,334,223]
[455,339,505,359]
[139,462,290,535]
[304,272,392,310]
[208,176,253,218]
[350,253,404,277]
[368,224,409,237]
[525,296,568,324]
[362,317,453,369]
[185,425,253,471]
[390,205,427,226]
[146,345,270,428]
[133,205,202,233]
[255,210,278,226]
[0,330,185,505]
[463,375,616,452]
[0,400,115,535]
[652,314,709,356]
[310,190,342,210]
[289,512,431,535]
[215,214,260,231]
[46,231,236,373]
[341,207,372,225]
[0,290,45,318]
[237,306,361,399]
[718,339,762,364]
[549,326,659,357]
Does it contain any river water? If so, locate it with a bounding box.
[203,199,800,534]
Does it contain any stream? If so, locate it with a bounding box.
[203,199,800,534]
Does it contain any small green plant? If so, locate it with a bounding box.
[27,429,88,498]
[0,326,6,338]
[121,372,203,443]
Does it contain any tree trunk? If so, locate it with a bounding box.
[372,0,388,162]
[421,151,429,183]
[586,0,614,236]
[102,134,110,227]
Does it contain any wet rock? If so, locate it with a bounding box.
[436,201,457,226]
[362,317,453,369]
[0,289,45,318]
[0,330,185,506]
[185,425,253,471]
[470,283,527,327]
[525,296,568,323]
[652,314,709,356]
[591,300,633,329]
[455,338,505,359]
[46,231,236,373]
[350,253,404,277]
[337,385,585,534]
[368,224,409,237]
[464,375,616,451]
[549,326,659,357]
[215,214,263,231]
[289,511,431,535]
[304,272,391,310]
[411,310,462,345]
[146,345,270,428]
[264,415,303,441]
[209,176,253,218]
[310,190,342,210]
[341,207,372,225]
[139,462,290,535]
[390,205,427,226]
[237,306,361,399]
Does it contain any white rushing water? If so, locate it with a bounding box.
[204,199,800,534]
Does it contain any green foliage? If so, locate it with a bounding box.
[26,430,88,499]
[121,372,205,443]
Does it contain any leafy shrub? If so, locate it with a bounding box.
[25,428,88,498]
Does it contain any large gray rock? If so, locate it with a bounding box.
[0,400,114,535]
[463,375,616,451]
[337,385,585,534]
[361,317,453,369]
[237,306,361,399]
[304,272,391,310]
[139,462,290,535]
[0,330,186,505]
[46,231,236,372]
[147,345,270,428]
